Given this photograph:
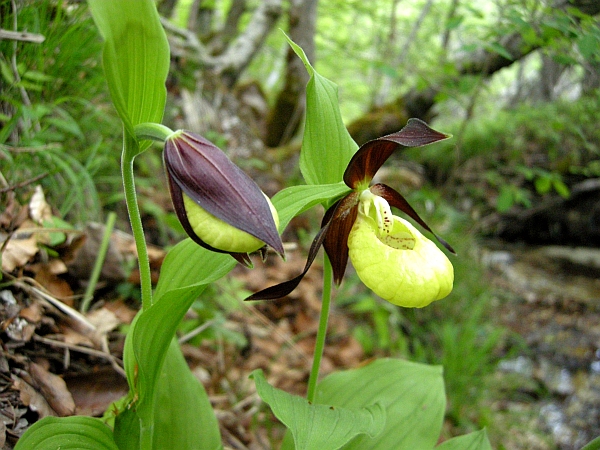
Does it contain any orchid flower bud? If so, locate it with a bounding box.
[164,130,284,265]
[182,192,279,253]
[347,190,453,308]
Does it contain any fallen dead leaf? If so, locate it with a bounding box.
[103,299,137,325]
[12,375,55,418]
[34,264,74,305]
[29,362,76,417]
[19,300,44,324]
[1,229,39,272]
[65,369,128,416]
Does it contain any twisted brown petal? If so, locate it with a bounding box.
[245,218,333,301]
[322,192,360,285]
[371,183,455,254]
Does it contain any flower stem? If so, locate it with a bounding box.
[307,253,333,403]
[122,133,153,311]
[134,122,174,143]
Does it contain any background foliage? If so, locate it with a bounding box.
[1,0,599,448]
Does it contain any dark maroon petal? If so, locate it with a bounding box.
[246,214,333,301]
[343,119,451,188]
[322,193,359,285]
[166,168,255,267]
[371,183,456,254]
[164,131,284,255]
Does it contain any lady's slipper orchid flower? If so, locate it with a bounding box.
[164,130,284,267]
[247,119,455,307]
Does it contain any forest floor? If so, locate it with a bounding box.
[1,188,600,449]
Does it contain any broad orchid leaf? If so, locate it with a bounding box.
[15,416,118,450]
[285,35,358,185]
[115,342,222,450]
[271,182,351,232]
[252,370,385,450]
[435,429,492,450]
[88,0,169,142]
[119,239,235,444]
[125,240,235,414]
[315,359,445,449]
[113,406,140,450]
[344,119,451,188]
[582,436,600,450]
[152,340,222,450]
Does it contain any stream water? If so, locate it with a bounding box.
[482,243,600,449]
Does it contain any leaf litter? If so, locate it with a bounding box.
[0,186,365,449]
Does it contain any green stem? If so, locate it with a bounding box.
[80,211,117,313]
[307,254,333,403]
[134,122,174,142]
[122,133,153,311]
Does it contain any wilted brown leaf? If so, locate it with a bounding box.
[29,362,76,417]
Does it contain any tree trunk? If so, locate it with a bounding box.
[264,0,318,147]
[348,1,600,145]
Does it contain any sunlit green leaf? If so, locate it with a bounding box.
[285,35,358,185]
[435,429,492,450]
[581,435,600,450]
[553,179,570,198]
[496,185,514,212]
[88,0,169,142]
[15,416,118,450]
[272,182,351,232]
[316,359,445,449]
[252,370,385,450]
[152,340,221,449]
[120,240,235,441]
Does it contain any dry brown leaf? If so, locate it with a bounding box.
[29,362,75,417]
[66,223,126,283]
[86,307,120,336]
[103,299,137,324]
[19,301,44,324]
[64,370,128,416]
[0,192,27,230]
[34,264,74,305]
[1,231,39,272]
[12,375,55,418]
[60,327,94,348]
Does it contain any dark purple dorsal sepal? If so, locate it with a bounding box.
[343,119,451,188]
[164,131,284,256]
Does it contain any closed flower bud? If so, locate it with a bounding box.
[164,130,284,264]
[182,192,279,254]
[347,190,453,307]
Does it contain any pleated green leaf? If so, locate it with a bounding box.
[15,416,118,450]
[435,429,492,450]
[126,240,235,415]
[271,182,351,232]
[252,370,385,450]
[152,340,222,450]
[118,239,235,446]
[285,35,358,185]
[315,359,445,449]
[88,0,169,141]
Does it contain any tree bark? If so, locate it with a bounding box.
[264,0,318,147]
[162,0,283,88]
[348,1,600,145]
